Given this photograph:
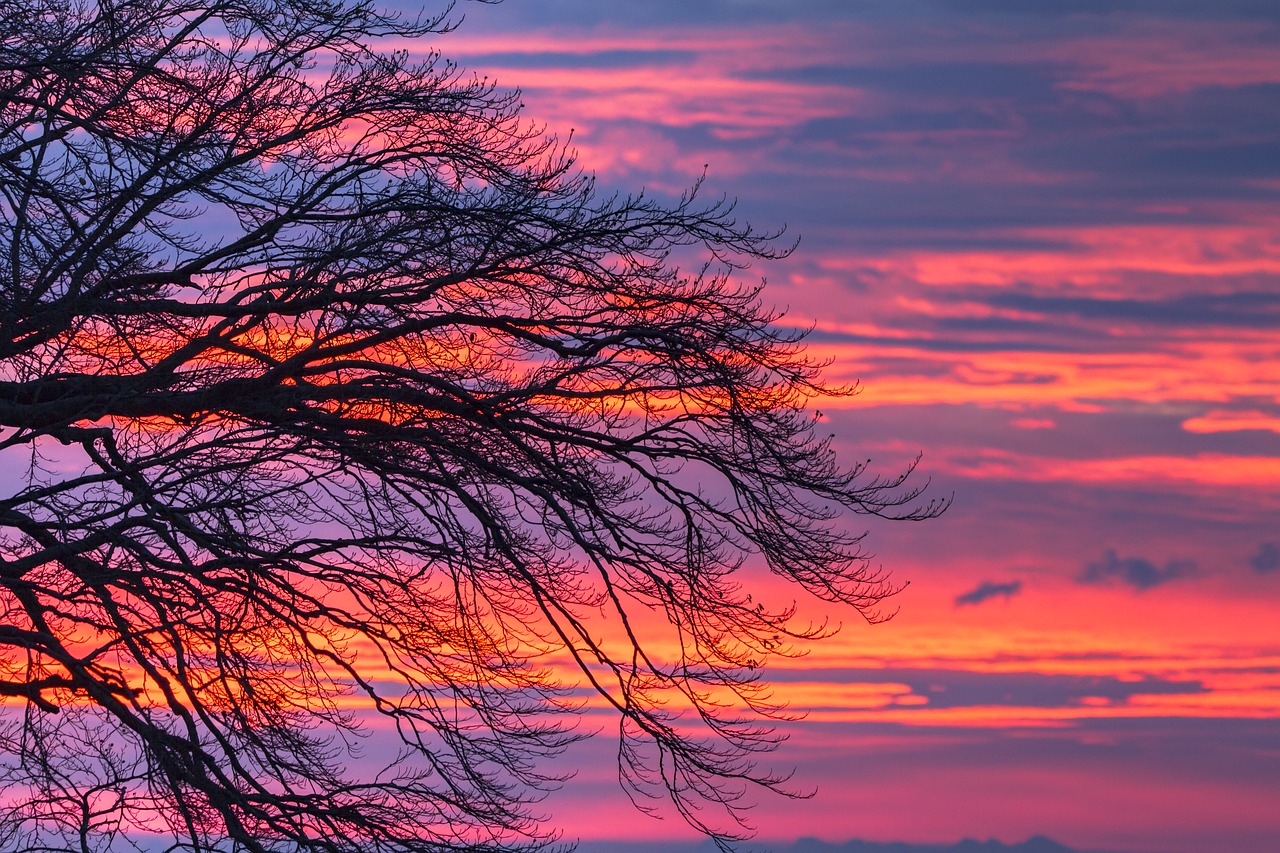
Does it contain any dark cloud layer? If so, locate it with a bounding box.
[454,0,1280,244]
[577,837,1095,853]
[457,48,697,70]
[769,667,1205,710]
[458,0,1280,28]
[983,291,1280,330]
[780,716,1280,851]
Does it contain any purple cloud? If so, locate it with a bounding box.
[1250,542,1280,573]
[1077,550,1197,591]
[955,579,1023,607]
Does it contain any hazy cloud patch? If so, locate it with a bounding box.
[1078,549,1197,591]
[1250,542,1280,573]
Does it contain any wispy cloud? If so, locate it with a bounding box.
[955,580,1023,607]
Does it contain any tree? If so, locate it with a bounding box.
[0,0,943,850]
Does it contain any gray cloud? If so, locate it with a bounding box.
[1250,542,1280,573]
[456,48,696,71]
[768,667,1205,710]
[750,60,1064,101]
[955,579,1023,607]
[800,326,1080,354]
[1078,549,1197,591]
[983,290,1280,330]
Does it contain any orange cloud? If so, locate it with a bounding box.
[1182,410,1280,435]
[843,221,1280,292]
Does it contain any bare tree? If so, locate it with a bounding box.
[0,0,943,850]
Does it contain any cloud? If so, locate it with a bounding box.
[1077,549,1197,591]
[984,290,1280,330]
[578,835,1092,852]
[1250,542,1280,573]
[765,666,1207,711]
[955,579,1023,606]
[1183,409,1280,435]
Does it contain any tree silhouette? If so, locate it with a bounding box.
[0,0,942,850]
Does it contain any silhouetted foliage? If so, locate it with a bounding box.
[0,0,942,850]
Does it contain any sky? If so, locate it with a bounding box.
[418,2,1280,851]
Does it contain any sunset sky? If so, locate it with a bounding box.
[429,3,1280,851]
